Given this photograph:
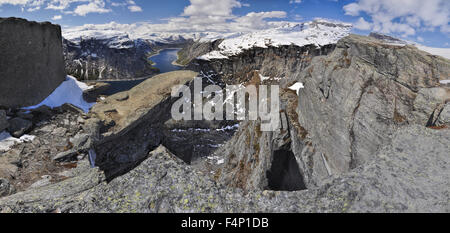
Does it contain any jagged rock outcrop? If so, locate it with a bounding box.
[176,39,223,66]
[0,125,448,213]
[0,17,66,108]
[63,38,158,81]
[87,71,198,179]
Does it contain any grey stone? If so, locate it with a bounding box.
[53,150,79,162]
[7,117,32,137]
[1,126,448,213]
[82,82,110,102]
[0,179,14,198]
[53,133,92,162]
[52,127,67,137]
[114,93,129,102]
[0,110,8,132]
[0,17,65,108]
[438,104,450,125]
[29,175,52,189]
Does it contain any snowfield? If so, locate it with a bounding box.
[198,20,353,60]
[23,76,95,113]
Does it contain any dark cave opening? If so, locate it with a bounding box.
[267,149,307,191]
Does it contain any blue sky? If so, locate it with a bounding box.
[0,0,449,47]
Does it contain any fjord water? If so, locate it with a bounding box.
[150,48,182,73]
[103,48,182,95]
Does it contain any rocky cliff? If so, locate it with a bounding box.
[176,39,223,66]
[188,43,335,85]
[0,17,65,108]
[63,38,159,81]
[215,34,450,191]
[1,34,449,213]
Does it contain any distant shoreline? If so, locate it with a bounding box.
[86,76,152,83]
[149,47,184,67]
[85,48,184,83]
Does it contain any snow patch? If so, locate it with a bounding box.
[0,131,36,152]
[23,76,95,113]
[259,74,271,82]
[216,124,240,132]
[288,82,305,95]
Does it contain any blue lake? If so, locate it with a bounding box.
[150,48,182,73]
[102,48,182,95]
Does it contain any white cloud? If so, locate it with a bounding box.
[235,11,287,30]
[52,14,62,20]
[344,0,450,37]
[289,0,302,4]
[0,0,31,5]
[293,14,303,21]
[110,0,142,13]
[72,0,110,16]
[182,0,241,18]
[161,0,287,31]
[354,17,372,30]
[127,5,141,12]
[0,0,112,16]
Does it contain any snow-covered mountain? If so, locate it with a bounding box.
[198,19,353,60]
[61,19,449,81]
[369,32,450,59]
[62,19,352,50]
[62,23,223,49]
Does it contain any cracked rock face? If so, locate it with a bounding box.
[206,34,450,191]
[294,34,449,178]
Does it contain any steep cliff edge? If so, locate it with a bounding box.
[175,39,223,66]
[217,34,450,191]
[0,17,65,108]
[294,34,449,176]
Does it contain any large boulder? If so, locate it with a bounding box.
[0,17,66,108]
[7,118,32,138]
